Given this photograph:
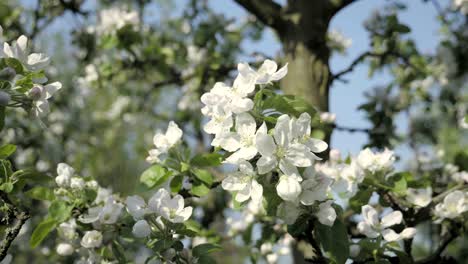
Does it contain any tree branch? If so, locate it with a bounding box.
[233,0,285,31]
[330,0,360,16]
[0,191,30,261]
[331,50,420,83]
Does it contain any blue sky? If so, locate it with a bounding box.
[25,0,442,159]
[209,0,441,160]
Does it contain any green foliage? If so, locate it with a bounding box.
[140,165,173,188]
[30,218,57,248]
[25,186,55,201]
[0,144,16,159]
[314,219,350,264]
[190,153,223,167]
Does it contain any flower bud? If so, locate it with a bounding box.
[70,177,85,190]
[28,85,43,101]
[80,230,103,248]
[162,248,176,260]
[0,90,11,106]
[56,243,74,256]
[0,67,16,81]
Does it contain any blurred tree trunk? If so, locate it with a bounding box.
[234,0,357,263]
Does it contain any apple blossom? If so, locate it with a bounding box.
[315,200,337,226]
[80,230,103,248]
[146,121,183,163]
[357,205,416,242]
[299,167,332,205]
[434,190,468,220]
[256,114,323,175]
[276,174,302,202]
[2,35,50,71]
[56,243,74,256]
[132,220,152,238]
[356,148,395,174]
[221,160,263,204]
[238,59,288,84]
[219,114,266,164]
[55,163,75,187]
[126,195,149,219]
[406,187,432,207]
[157,192,193,223]
[28,82,62,117]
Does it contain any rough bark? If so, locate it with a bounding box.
[234,1,359,263]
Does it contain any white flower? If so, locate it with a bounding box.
[238,59,288,84]
[132,220,152,238]
[148,188,170,212]
[219,114,266,164]
[277,201,300,225]
[58,219,77,241]
[315,200,336,226]
[153,189,193,223]
[222,160,263,204]
[299,167,332,205]
[406,187,432,207]
[86,180,99,189]
[453,0,468,14]
[55,163,75,187]
[256,114,323,175]
[56,243,74,256]
[98,7,139,34]
[70,177,85,190]
[319,112,336,124]
[276,175,302,202]
[2,35,50,71]
[126,195,148,219]
[79,198,123,224]
[357,205,415,242]
[99,198,124,224]
[28,82,62,117]
[146,121,183,163]
[356,148,395,174]
[452,171,468,183]
[434,191,468,220]
[80,230,103,248]
[291,113,328,153]
[95,187,112,204]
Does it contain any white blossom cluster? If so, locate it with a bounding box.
[126,189,193,238]
[96,7,139,34]
[0,26,62,117]
[52,163,124,260]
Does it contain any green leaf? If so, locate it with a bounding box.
[48,200,73,222]
[190,181,210,197]
[149,238,174,253]
[349,188,373,212]
[140,165,172,188]
[30,218,57,248]
[25,186,55,201]
[314,219,350,264]
[192,169,213,186]
[170,175,184,193]
[192,243,222,257]
[2,58,24,75]
[388,173,408,197]
[262,185,283,216]
[190,153,223,167]
[112,240,127,264]
[0,144,16,159]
